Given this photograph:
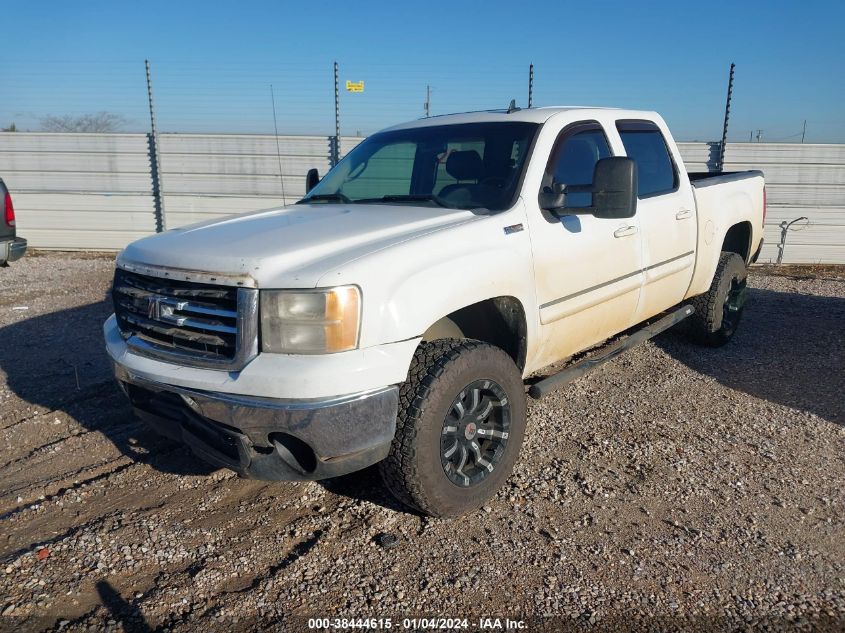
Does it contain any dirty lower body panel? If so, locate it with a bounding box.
[113,364,399,480]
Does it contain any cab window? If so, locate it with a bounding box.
[544,124,612,208]
[340,142,416,199]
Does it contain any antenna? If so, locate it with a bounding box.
[507,99,520,113]
[424,85,431,117]
[270,84,286,204]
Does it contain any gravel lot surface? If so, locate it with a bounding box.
[0,253,843,632]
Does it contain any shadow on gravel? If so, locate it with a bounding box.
[657,287,845,426]
[96,580,153,633]
[0,297,214,477]
[0,296,410,512]
[321,465,419,515]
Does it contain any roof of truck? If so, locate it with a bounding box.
[382,106,629,131]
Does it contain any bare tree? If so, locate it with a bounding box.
[39,112,129,133]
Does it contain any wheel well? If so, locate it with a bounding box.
[422,297,527,371]
[722,221,752,262]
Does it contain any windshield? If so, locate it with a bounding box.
[301,122,539,211]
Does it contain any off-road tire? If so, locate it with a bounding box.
[379,339,527,517]
[688,252,748,346]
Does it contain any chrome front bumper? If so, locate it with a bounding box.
[114,364,399,480]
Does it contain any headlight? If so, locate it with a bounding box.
[260,286,361,354]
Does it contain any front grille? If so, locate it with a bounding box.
[112,267,258,369]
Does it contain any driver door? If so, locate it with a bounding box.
[527,121,643,369]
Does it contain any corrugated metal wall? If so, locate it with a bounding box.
[0,132,843,264]
[677,142,845,264]
[0,134,156,250]
[728,144,845,264]
[158,134,334,228]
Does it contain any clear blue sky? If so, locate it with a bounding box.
[2,0,843,141]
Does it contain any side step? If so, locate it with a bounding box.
[527,304,695,400]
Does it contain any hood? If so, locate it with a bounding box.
[118,203,478,288]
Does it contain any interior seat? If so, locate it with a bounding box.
[439,150,485,202]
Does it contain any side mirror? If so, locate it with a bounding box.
[590,157,638,219]
[538,182,566,211]
[305,168,320,193]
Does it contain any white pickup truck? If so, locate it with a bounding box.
[105,106,765,516]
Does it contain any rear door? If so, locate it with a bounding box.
[526,121,643,369]
[614,120,696,322]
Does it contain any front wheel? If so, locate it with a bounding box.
[379,339,527,517]
[688,252,748,346]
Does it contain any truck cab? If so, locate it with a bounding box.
[105,107,765,516]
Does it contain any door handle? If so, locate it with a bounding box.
[613,226,638,238]
[676,209,693,220]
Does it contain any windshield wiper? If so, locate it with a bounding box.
[297,192,351,204]
[356,194,454,208]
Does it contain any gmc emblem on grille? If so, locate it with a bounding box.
[145,295,187,325]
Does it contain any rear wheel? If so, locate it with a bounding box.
[379,339,526,517]
[688,252,748,346]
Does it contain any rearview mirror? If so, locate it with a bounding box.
[538,182,566,211]
[589,157,638,219]
[539,158,637,219]
[305,168,320,193]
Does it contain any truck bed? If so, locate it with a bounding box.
[683,168,765,299]
[687,170,764,188]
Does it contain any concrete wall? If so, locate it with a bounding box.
[0,132,842,264]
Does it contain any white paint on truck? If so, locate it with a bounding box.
[104,106,765,499]
[109,105,764,393]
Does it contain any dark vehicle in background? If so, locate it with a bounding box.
[0,178,27,266]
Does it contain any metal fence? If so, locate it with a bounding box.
[0,132,842,264]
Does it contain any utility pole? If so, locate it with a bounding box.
[801,120,807,143]
[424,85,431,117]
[528,63,534,108]
[716,62,734,172]
[332,61,340,167]
[145,59,166,233]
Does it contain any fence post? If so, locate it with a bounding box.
[331,61,340,167]
[716,62,735,173]
[145,59,166,232]
[528,63,534,108]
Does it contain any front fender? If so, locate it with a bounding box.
[317,203,539,354]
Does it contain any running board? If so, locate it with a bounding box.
[527,305,695,400]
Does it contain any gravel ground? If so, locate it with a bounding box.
[0,253,843,632]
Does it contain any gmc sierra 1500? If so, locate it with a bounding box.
[105,106,765,516]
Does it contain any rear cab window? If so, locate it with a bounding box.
[615,120,678,198]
